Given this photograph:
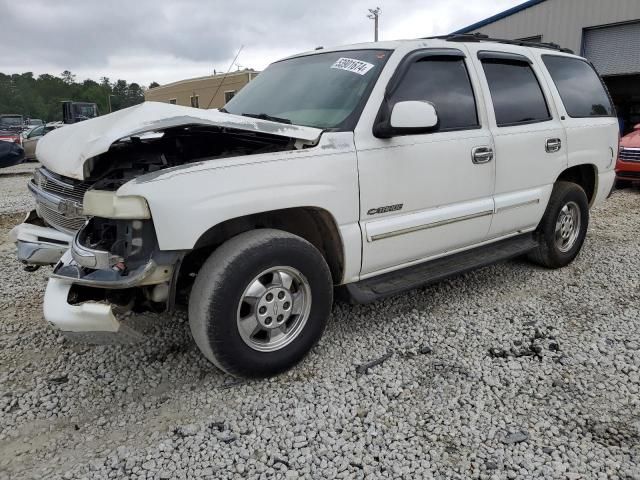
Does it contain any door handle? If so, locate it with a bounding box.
[472,146,493,164]
[546,138,562,153]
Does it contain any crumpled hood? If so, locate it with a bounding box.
[36,102,323,180]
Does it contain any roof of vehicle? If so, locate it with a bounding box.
[282,34,576,62]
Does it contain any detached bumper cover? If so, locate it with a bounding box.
[43,277,143,343]
[9,211,73,266]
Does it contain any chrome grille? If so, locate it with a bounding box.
[620,148,640,163]
[31,167,92,234]
[34,168,92,203]
[38,203,87,234]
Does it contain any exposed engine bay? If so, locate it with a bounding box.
[86,125,299,190]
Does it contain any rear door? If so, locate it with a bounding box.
[467,45,568,237]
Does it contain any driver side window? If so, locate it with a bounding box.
[389,55,479,132]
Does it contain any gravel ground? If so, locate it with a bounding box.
[0,181,639,480]
[0,164,36,215]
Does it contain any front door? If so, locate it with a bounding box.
[355,49,495,276]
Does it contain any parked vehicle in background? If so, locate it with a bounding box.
[0,128,22,145]
[0,114,26,133]
[25,118,44,128]
[62,101,98,124]
[11,35,619,377]
[616,123,640,186]
[22,123,61,160]
[0,141,25,168]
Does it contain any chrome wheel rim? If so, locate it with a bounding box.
[236,266,312,352]
[555,201,581,253]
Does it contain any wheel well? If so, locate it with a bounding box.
[557,164,597,205]
[180,208,345,295]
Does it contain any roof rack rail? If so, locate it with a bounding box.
[423,32,574,54]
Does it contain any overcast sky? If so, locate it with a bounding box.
[1,0,523,86]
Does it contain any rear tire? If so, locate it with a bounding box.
[528,181,589,269]
[188,229,333,377]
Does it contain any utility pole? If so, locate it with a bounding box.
[367,7,381,42]
[108,94,116,113]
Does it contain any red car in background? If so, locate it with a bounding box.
[617,124,640,186]
[0,129,22,145]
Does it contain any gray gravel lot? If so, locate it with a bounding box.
[0,176,639,480]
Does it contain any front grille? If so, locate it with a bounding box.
[38,203,87,234]
[619,148,640,163]
[34,168,92,202]
[32,167,92,234]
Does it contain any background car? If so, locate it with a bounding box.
[616,123,640,187]
[0,114,26,133]
[0,140,25,168]
[0,128,22,145]
[25,118,44,129]
[21,123,60,160]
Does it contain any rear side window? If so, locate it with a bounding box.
[390,56,479,131]
[542,55,614,118]
[481,59,551,127]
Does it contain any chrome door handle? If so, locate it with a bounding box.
[472,146,493,164]
[546,138,562,153]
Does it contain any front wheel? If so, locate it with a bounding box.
[188,229,333,377]
[528,181,589,269]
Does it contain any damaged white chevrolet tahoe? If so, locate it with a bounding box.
[11,35,618,377]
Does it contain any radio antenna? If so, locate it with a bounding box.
[206,45,244,109]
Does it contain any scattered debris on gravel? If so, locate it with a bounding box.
[1,179,639,479]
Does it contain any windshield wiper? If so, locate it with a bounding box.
[241,112,292,125]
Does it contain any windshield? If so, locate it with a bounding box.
[0,116,23,127]
[224,49,390,129]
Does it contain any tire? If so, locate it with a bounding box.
[188,229,333,377]
[528,181,589,269]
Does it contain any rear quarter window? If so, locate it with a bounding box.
[542,55,614,118]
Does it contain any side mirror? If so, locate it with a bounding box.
[374,101,439,138]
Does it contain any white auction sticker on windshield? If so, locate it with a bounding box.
[331,57,375,75]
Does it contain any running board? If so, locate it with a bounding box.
[345,234,538,304]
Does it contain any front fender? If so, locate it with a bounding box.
[117,133,362,281]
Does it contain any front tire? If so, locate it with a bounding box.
[188,229,333,377]
[528,181,589,269]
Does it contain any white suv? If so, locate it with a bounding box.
[11,35,618,377]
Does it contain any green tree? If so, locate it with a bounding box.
[0,71,145,121]
[61,70,75,85]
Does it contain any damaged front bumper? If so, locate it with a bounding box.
[42,218,183,343]
[9,210,73,266]
[44,277,144,343]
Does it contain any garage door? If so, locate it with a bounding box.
[583,21,640,76]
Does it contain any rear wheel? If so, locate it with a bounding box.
[528,181,589,269]
[188,229,333,377]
